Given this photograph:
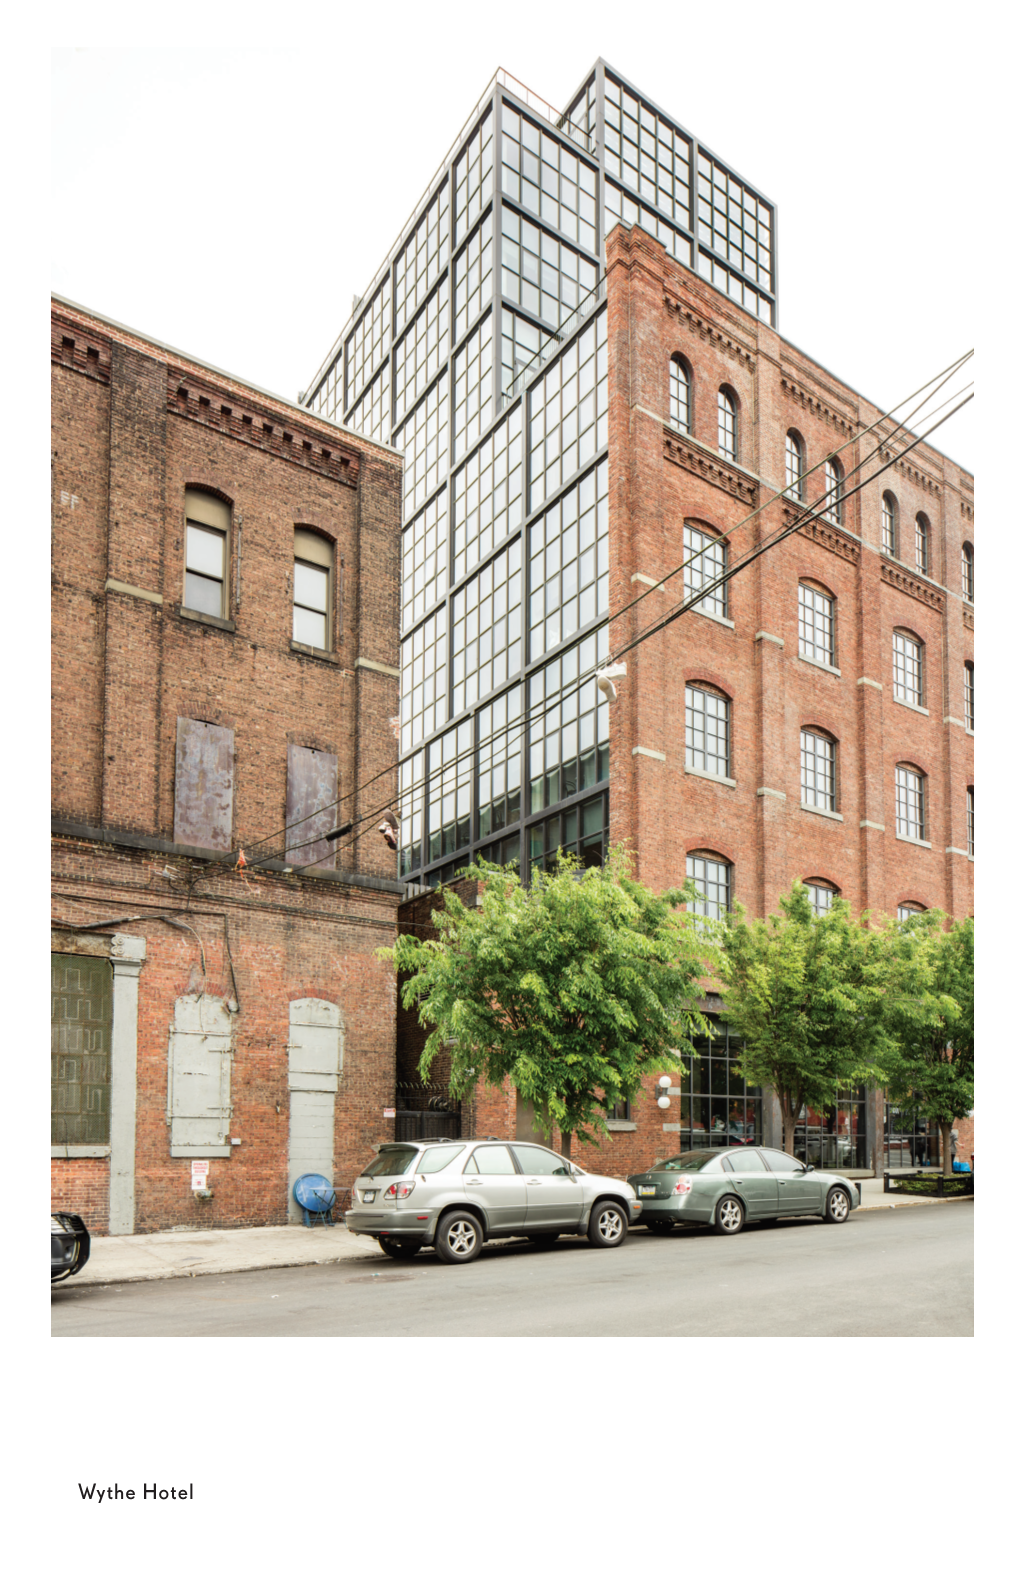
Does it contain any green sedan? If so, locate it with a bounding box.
[627,1147,860,1236]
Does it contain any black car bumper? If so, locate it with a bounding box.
[51,1213,90,1281]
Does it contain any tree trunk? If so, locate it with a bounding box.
[781,1100,799,1154]
[560,1130,572,1161]
[939,1120,954,1178]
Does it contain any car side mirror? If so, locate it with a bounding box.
[801,1164,814,1173]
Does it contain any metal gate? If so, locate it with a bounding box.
[395,1109,461,1142]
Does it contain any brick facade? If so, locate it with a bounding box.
[51,297,406,1232]
[395,227,974,1182]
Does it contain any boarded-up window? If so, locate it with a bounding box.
[285,745,338,869]
[167,995,233,1156]
[174,718,234,851]
[52,955,113,1144]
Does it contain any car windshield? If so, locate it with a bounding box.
[654,1152,730,1171]
[360,1147,418,1178]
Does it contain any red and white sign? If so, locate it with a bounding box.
[383,1108,396,1119]
[191,1160,209,1190]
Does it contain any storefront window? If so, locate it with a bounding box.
[795,1089,868,1169]
[884,1104,940,1170]
[673,1027,761,1148]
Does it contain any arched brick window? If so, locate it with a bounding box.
[669,354,692,434]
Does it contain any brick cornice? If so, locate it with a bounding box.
[876,445,941,497]
[960,497,974,523]
[168,370,360,487]
[879,559,945,613]
[663,428,758,506]
[780,375,854,437]
[663,293,756,372]
[783,506,860,565]
[51,314,112,385]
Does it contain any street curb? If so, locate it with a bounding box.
[857,1195,974,1212]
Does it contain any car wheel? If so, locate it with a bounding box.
[713,1195,745,1236]
[434,1210,483,1264]
[378,1237,423,1259]
[645,1219,675,1234]
[587,1199,628,1248]
[824,1186,851,1224]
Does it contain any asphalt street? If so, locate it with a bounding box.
[52,1203,972,1337]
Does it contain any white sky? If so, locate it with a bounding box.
[51,7,977,469]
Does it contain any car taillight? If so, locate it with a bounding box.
[383,1180,416,1200]
[673,1177,693,1195]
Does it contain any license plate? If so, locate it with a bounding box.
[362,1190,376,1203]
[638,1186,657,1197]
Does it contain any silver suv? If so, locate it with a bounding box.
[345,1138,642,1265]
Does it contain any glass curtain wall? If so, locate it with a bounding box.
[304,64,776,887]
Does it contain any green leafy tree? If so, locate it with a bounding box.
[883,912,974,1177]
[380,851,711,1157]
[716,881,897,1153]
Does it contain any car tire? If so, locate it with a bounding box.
[713,1195,745,1236]
[646,1219,675,1234]
[587,1199,628,1248]
[824,1186,851,1224]
[378,1237,423,1259]
[434,1210,483,1264]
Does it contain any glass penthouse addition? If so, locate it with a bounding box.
[303,61,777,888]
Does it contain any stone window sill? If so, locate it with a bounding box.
[895,832,932,849]
[290,640,339,663]
[177,605,236,632]
[607,1120,637,1132]
[51,1145,111,1159]
[685,765,736,789]
[800,802,844,822]
[798,653,841,678]
[693,606,735,631]
[893,694,929,717]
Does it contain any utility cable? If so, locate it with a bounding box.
[288,384,973,875]
[231,349,973,868]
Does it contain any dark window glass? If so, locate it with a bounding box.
[510,1145,572,1176]
[763,1150,804,1173]
[361,1147,418,1178]
[726,1148,767,1172]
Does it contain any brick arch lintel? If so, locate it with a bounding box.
[183,481,235,507]
[896,755,933,780]
[800,716,840,741]
[685,839,738,866]
[683,668,733,698]
[803,873,842,892]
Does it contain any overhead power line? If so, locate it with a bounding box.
[285,373,973,875]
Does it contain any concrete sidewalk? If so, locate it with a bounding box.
[60,1176,971,1288]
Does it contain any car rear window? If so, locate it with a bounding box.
[415,1145,466,1174]
[361,1147,419,1178]
[655,1152,730,1172]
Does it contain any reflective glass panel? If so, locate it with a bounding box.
[528,459,608,660]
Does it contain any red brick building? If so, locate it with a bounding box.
[394,226,975,1178]
[51,296,406,1233]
